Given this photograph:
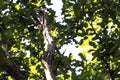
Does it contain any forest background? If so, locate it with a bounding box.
[0,0,120,80]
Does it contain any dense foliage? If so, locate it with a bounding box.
[0,0,120,80]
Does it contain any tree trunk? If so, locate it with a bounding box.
[0,48,27,80]
[38,10,56,80]
[0,57,27,80]
[3,64,27,80]
[42,60,56,80]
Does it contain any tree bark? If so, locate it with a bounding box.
[0,58,27,80]
[38,10,56,80]
[42,60,56,80]
[2,64,27,80]
[0,48,27,80]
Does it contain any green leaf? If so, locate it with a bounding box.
[89,41,96,48]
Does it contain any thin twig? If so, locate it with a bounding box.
[54,46,66,73]
[89,22,114,80]
[100,56,114,80]
[89,21,103,42]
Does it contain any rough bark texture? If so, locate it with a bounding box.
[39,10,56,80]
[0,48,27,80]
[0,57,27,80]
[4,64,27,80]
[42,60,56,80]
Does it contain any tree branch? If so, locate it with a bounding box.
[0,48,27,80]
[89,22,115,80]
[89,22,103,42]
[100,56,114,80]
[54,46,66,73]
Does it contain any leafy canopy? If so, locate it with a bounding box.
[0,0,120,80]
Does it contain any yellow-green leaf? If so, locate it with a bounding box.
[15,4,20,10]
